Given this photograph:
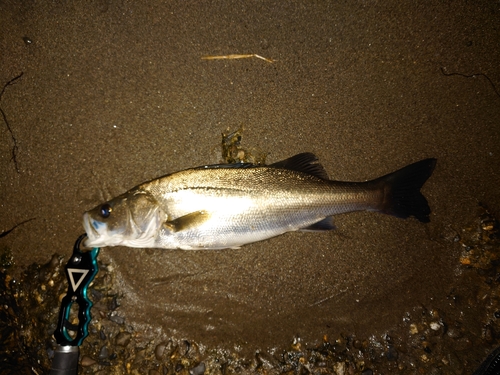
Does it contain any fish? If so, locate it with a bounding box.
[83,153,437,250]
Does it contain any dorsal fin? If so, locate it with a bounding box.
[194,162,254,170]
[269,153,329,180]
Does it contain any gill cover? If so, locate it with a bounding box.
[84,189,164,247]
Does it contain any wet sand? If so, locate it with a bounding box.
[1,0,500,358]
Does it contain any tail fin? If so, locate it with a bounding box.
[376,158,437,223]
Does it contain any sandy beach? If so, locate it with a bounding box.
[1,1,499,371]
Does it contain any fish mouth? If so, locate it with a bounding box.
[83,212,129,248]
[83,212,102,247]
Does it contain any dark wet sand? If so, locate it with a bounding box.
[1,0,499,355]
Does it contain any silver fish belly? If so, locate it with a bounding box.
[83,153,436,249]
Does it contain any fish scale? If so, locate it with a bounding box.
[83,153,436,250]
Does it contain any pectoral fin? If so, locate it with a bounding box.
[163,211,211,232]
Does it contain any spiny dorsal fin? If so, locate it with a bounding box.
[194,163,254,170]
[270,153,329,180]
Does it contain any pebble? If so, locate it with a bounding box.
[91,289,104,301]
[81,355,96,367]
[99,345,109,360]
[49,254,60,268]
[115,331,132,347]
[353,339,363,349]
[99,327,107,340]
[430,322,441,331]
[333,362,345,375]
[155,343,166,360]
[190,362,206,375]
[109,312,125,325]
[108,295,120,311]
[175,363,184,372]
[179,340,191,355]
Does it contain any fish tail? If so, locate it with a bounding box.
[376,158,437,222]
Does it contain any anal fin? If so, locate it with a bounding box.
[300,217,336,232]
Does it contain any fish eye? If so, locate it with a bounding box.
[99,204,112,218]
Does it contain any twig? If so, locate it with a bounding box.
[0,72,24,173]
[0,217,36,239]
[202,54,274,63]
[440,67,500,100]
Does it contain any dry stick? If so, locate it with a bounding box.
[440,67,500,100]
[0,72,24,173]
[201,54,274,63]
[0,217,36,238]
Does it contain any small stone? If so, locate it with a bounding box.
[175,363,184,372]
[22,36,33,45]
[134,349,146,364]
[91,289,103,302]
[99,327,107,340]
[333,362,345,375]
[190,362,205,375]
[155,343,166,360]
[108,295,120,311]
[482,221,494,231]
[109,312,125,325]
[49,254,60,268]
[353,339,363,349]
[81,355,96,366]
[115,331,132,347]
[99,345,109,360]
[423,342,432,353]
[460,256,471,265]
[430,322,441,331]
[409,324,418,335]
[180,340,191,356]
